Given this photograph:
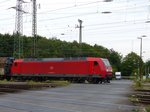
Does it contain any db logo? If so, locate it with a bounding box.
[50,66,54,70]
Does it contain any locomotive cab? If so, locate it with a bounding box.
[101,58,113,82]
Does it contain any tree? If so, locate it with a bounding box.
[93,44,110,58]
[144,60,150,77]
[108,49,122,73]
[121,52,142,76]
[0,34,14,57]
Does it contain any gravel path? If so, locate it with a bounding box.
[0,80,138,112]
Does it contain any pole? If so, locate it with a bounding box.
[78,19,83,44]
[138,35,146,80]
[140,38,142,58]
[32,0,37,57]
[140,38,142,80]
[139,38,142,81]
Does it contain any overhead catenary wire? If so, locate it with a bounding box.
[0,0,14,9]
[37,0,149,14]
[21,25,150,39]
[38,1,106,14]
[0,3,149,15]
[0,0,150,38]
[0,0,148,14]
[30,19,150,34]
[0,1,149,20]
[21,21,150,37]
[1,7,149,26]
[1,18,150,36]
[0,0,12,4]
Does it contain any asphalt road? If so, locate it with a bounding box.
[0,80,138,112]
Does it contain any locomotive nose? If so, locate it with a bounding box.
[106,66,112,72]
[4,57,15,80]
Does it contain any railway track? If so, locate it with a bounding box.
[0,82,57,94]
[132,89,150,105]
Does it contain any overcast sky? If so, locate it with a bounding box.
[0,0,150,61]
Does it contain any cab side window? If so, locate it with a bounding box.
[94,61,98,66]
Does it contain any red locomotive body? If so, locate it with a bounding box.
[5,57,112,83]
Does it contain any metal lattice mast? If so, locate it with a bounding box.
[14,0,24,58]
[32,0,37,57]
[15,0,23,34]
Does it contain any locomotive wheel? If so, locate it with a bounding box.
[88,78,99,84]
[87,78,93,84]
[93,79,99,84]
[78,79,85,83]
[99,79,103,84]
[105,77,110,83]
[106,79,110,83]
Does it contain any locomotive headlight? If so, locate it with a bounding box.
[50,66,54,70]
[106,69,109,72]
[106,67,112,72]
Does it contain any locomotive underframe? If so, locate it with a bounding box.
[9,74,105,84]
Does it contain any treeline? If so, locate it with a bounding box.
[0,33,122,71]
[0,33,117,58]
[0,33,149,77]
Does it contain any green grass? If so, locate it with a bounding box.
[45,80,70,86]
[0,79,14,84]
[132,80,143,90]
[26,80,70,86]
[26,80,47,85]
[145,106,150,112]
[143,78,150,83]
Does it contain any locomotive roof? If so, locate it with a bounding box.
[22,57,87,62]
[15,57,103,62]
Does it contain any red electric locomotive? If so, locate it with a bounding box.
[4,57,112,83]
